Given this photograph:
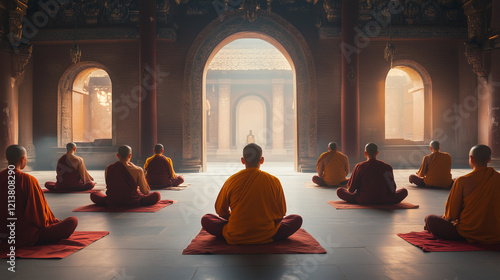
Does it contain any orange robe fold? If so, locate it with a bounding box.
[144,154,177,187]
[215,168,286,245]
[444,167,500,244]
[417,151,453,188]
[317,151,349,186]
[105,162,146,208]
[0,169,57,248]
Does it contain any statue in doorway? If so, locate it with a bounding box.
[247,130,255,144]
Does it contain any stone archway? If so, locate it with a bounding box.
[57,62,114,146]
[182,10,317,172]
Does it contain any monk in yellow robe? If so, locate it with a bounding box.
[45,142,95,192]
[0,145,78,249]
[409,140,453,188]
[144,144,184,189]
[313,142,349,187]
[90,145,161,208]
[425,145,500,244]
[201,143,303,244]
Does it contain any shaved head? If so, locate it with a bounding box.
[470,145,491,166]
[66,142,76,152]
[154,144,164,154]
[365,143,378,157]
[118,145,132,160]
[243,143,262,166]
[6,145,27,165]
[328,142,338,151]
[430,140,440,150]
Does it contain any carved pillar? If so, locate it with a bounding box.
[0,50,14,166]
[216,80,231,155]
[139,0,157,160]
[340,0,360,159]
[272,79,286,155]
[489,0,500,159]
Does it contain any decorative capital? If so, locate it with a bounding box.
[11,43,32,79]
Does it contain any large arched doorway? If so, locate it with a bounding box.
[58,62,114,147]
[204,38,294,165]
[182,10,318,172]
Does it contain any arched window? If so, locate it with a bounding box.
[71,68,112,143]
[385,67,425,142]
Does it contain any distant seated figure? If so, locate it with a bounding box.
[0,145,78,249]
[337,143,408,205]
[246,130,255,144]
[201,143,303,244]
[90,145,161,208]
[424,145,500,244]
[409,140,453,188]
[144,144,184,189]
[45,142,95,192]
[312,142,349,187]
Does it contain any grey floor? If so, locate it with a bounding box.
[2,162,500,280]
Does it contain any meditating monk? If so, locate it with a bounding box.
[409,140,453,188]
[90,145,161,208]
[0,145,78,249]
[424,145,500,244]
[45,142,95,192]
[337,143,408,204]
[313,142,349,187]
[144,144,184,189]
[201,143,303,245]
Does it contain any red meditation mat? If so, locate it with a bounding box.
[151,183,190,191]
[72,199,176,212]
[43,188,104,194]
[183,228,326,255]
[398,231,500,252]
[327,200,419,209]
[1,231,109,259]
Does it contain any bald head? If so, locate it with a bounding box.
[365,143,378,157]
[470,145,491,166]
[6,145,27,165]
[328,142,338,151]
[430,140,440,151]
[243,143,263,167]
[117,145,132,160]
[154,144,164,154]
[66,142,76,152]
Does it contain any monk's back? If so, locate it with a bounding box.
[105,162,142,208]
[454,167,500,244]
[218,168,286,244]
[145,155,171,185]
[322,151,348,185]
[424,151,452,187]
[354,159,395,203]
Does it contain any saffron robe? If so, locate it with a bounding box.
[215,168,286,245]
[316,151,349,186]
[417,151,453,188]
[346,158,403,204]
[444,167,500,244]
[0,169,58,248]
[50,154,94,190]
[104,162,150,208]
[144,154,178,186]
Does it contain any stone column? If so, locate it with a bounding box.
[216,80,231,155]
[489,0,500,159]
[341,0,360,159]
[139,0,157,160]
[0,50,14,166]
[272,79,287,155]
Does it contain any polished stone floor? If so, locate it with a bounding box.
[2,162,499,280]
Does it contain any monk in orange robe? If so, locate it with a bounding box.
[144,143,184,189]
[425,145,500,244]
[337,143,408,204]
[0,145,78,249]
[313,142,349,187]
[409,140,453,188]
[201,143,302,244]
[90,145,160,208]
[45,142,95,192]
